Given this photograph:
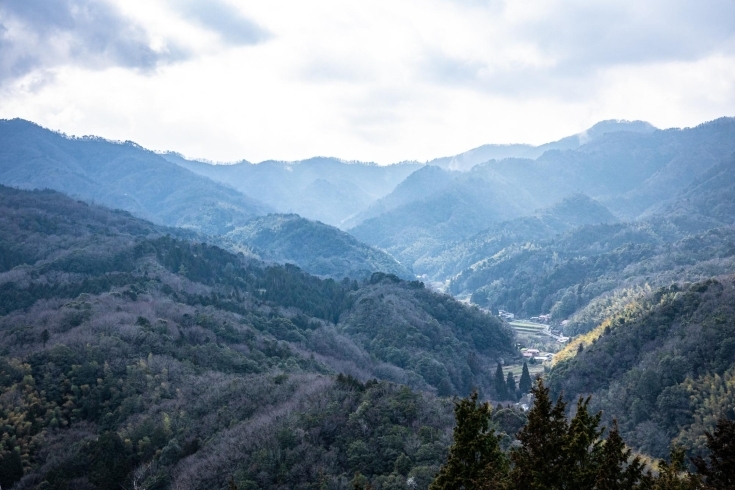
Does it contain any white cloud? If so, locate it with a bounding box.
[0,0,733,163]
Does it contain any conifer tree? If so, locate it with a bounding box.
[506,371,517,400]
[519,362,532,394]
[430,390,508,490]
[494,363,508,400]
[510,378,571,489]
[652,447,701,490]
[692,417,735,489]
[595,421,650,490]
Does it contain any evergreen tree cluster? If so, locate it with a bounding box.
[432,379,735,490]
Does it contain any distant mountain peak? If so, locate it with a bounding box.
[578,119,657,144]
[428,119,658,171]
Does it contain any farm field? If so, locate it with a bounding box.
[504,361,545,378]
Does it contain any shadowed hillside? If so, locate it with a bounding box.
[0,119,272,235]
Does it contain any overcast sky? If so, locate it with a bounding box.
[0,0,733,164]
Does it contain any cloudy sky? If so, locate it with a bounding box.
[0,0,734,163]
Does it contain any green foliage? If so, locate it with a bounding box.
[430,391,507,490]
[518,362,532,394]
[432,380,664,490]
[494,364,508,401]
[692,418,735,489]
[222,214,413,280]
[505,372,516,400]
[548,278,735,459]
[0,184,519,488]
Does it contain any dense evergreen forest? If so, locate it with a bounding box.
[0,185,516,489]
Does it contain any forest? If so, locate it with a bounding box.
[0,185,517,489]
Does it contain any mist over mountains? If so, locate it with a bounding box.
[1,115,735,489]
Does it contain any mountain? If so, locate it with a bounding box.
[161,153,421,228]
[349,173,532,267]
[221,213,413,280]
[344,165,458,229]
[428,120,657,171]
[0,184,517,489]
[460,218,735,324]
[0,119,272,235]
[446,151,735,325]
[547,277,735,459]
[349,118,735,277]
[469,118,735,218]
[415,194,617,280]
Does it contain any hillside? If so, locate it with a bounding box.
[349,118,735,276]
[457,219,735,327]
[445,153,735,328]
[415,194,617,280]
[349,174,532,266]
[0,185,517,489]
[0,119,272,235]
[221,213,413,280]
[161,153,421,228]
[343,165,457,229]
[547,277,735,459]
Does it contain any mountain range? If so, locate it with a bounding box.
[1,114,735,488]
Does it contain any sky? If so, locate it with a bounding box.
[0,0,734,164]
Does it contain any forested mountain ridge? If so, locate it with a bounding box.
[349,118,735,277]
[448,153,735,329]
[161,152,421,228]
[0,119,272,235]
[220,214,413,280]
[349,173,531,267]
[343,165,458,229]
[547,276,735,460]
[415,194,617,280]
[0,185,518,489]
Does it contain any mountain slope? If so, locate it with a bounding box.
[222,213,413,279]
[547,277,735,459]
[0,184,517,489]
[344,165,458,228]
[161,153,421,227]
[415,194,617,280]
[350,174,533,267]
[0,119,271,235]
[352,118,735,276]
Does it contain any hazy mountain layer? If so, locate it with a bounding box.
[350,118,735,278]
[349,174,533,267]
[447,154,735,324]
[428,119,657,171]
[161,153,421,227]
[344,165,459,229]
[221,213,413,280]
[0,119,272,235]
[415,194,617,280]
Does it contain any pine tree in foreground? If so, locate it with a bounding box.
[595,421,651,490]
[652,447,701,490]
[432,378,663,490]
[430,390,508,490]
[692,417,735,490]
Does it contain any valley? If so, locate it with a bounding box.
[1,116,734,489]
